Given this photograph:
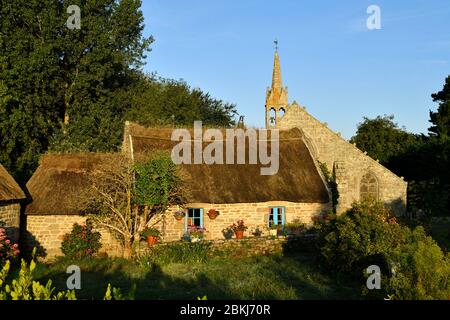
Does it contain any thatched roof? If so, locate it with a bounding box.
[25,153,108,215]
[0,163,25,201]
[127,123,330,204]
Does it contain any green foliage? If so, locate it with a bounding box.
[140,227,161,238]
[318,162,339,213]
[61,222,102,259]
[429,75,450,139]
[386,227,450,300]
[0,250,77,300]
[124,76,237,128]
[0,0,152,183]
[316,201,405,276]
[138,242,212,266]
[133,152,183,209]
[104,283,136,300]
[350,115,419,165]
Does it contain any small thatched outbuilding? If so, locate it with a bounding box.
[23,154,123,258]
[0,163,25,243]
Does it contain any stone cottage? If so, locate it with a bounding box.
[23,154,122,258]
[123,123,332,241]
[0,163,25,243]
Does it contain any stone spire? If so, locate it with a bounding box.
[265,44,288,128]
[271,51,282,92]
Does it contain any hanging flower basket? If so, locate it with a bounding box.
[174,210,186,221]
[207,209,220,220]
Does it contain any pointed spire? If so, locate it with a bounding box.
[271,50,282,91]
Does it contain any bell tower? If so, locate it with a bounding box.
[265,42,288,128]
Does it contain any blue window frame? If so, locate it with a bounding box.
[185,208,203,231]
[269,207,285,228]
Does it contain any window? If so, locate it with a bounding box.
[360,173,378,201]
[269,207,285,228]
[186,208,203,230]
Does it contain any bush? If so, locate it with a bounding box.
[315,201,406,276]
[138,242,211,266]
[386,227,450,300]
[0,228,19,266]
[0,249,128,300]
[61,221,102,259]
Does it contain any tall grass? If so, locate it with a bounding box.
[138,242,212,267]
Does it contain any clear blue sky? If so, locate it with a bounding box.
[140,0,450,138]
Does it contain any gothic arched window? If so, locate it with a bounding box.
[279,107,286,119]
[360,173,378,201]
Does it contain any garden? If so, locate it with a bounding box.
[1,201,449,300]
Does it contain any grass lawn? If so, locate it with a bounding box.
[32,253,362,300]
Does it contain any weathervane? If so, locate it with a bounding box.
[274,38,279,52]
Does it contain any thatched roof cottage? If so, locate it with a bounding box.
[0,163,25,243]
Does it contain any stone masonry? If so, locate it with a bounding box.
[276,103,407,215]
[151,201,331,242]
[23,215,123,260]
[0,202,20,243]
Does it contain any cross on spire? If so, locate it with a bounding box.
[274,38,279,52]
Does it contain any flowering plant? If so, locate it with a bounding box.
[228,220,248,232]
[188,226,206,239]
[61,222,102,259]
[0,228,19,265]
[174,210,186,220]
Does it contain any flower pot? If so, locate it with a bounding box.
[190,237,201,243]
[207,209,219,220]
[235,230,244,239]
[146,235,158,246]
[175,216,184,221]
[269,229,278,237]
[208,214,218,220]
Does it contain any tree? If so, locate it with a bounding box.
[0,0,152,183]
[350,115,418,164]
[124,75,238,128]
[82,153,184,258]
[429,75,450,139]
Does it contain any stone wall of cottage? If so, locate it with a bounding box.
[277,104,408,215]
[0,201,20,243]
[151,201,331,242]
[23,215,123,260]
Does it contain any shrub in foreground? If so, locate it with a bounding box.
[61,221,102,259]
[0,228,19,267]
[386,227,450,300]
[315,201,405,276]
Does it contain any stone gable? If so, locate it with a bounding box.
[277,103,407,215]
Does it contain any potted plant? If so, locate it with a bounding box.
[174,210,186,221]
[207,208,220,220]
[141,227,161,246]
[187,226,206,242]
[285,221,306,236]
[268,224,278,237]
[228,220,248,239]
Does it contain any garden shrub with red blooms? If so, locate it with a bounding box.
[61,221,102,259]
[0,228,19,266]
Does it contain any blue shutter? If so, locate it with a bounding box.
[200,208,204,228]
